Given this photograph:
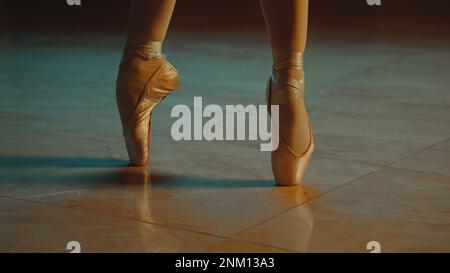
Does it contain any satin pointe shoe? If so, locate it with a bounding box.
[266,73,314,186]
[116,55,179,166]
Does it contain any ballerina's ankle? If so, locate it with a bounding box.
[271,51,305,96]
[122,41,163,61]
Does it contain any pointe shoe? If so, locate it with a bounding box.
[116,55,179,166]
[266,74,314,186]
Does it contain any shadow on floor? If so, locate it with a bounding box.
[0,156,128,168]
[0,156,277,189]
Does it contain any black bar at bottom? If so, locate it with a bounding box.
[1,253,447,272]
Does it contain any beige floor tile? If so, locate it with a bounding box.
[304,156,379,192]
[0,156,376,238]
[432,139,450,152]
[332,51,450,90]
[207,239,290,253]
[314,133,428,165]
[234,168,450,252]
[0,197,35,213]
[314,113,450,149]
[0,197,223,253]
[0,166,126,198]
[311,84,450,124]
[22,170,310,237]
[234,202,314,252]
[391,149,450,177]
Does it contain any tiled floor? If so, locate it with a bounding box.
[0,31,449,252]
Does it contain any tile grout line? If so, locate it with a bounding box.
[0,193,298,252]
[430,147,450,153]
[226,238,300,253]
[1,136,447,252]
[228,169,382,240]
[0,193,300,253]
[385,136,450,167]
[229,136,450,243]
[384,166,450,180]
[1,136,447,251]
[0,194,228,240]
[313,154,385,168]
[312,136,450,168]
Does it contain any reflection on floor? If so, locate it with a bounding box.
[0,31,449,252]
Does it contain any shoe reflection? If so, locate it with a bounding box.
[112,166,152,221]
[269,185,314,252]
[110,166,187,252]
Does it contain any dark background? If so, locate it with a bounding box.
[1,0,450,43]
